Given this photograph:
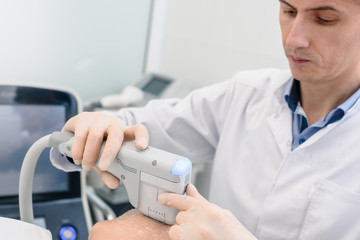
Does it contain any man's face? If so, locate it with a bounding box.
[279,0,360,84]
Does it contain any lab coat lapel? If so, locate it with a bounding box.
[266,104,293,158]
[266,70,293,157]
[295,123,338,151]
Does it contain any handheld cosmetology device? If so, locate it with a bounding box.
[20,131,192,227]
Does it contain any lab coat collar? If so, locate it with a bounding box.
[272,70,293,106]
[266,70,294,158]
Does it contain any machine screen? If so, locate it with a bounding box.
[142,77,171,95]
[0,104,68,197]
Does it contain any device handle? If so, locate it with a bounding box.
[19,135,52,224]
[49,131,139,207]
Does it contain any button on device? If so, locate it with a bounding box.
[59,225,77,240]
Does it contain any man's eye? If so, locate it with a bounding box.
[314,12,338,25]
[283,10,297,16]
[318,18,333,23]
[315,17,337,25]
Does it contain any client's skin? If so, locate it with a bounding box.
[88,209,171,240]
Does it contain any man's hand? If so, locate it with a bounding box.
[63,112,149,189]
[89,209,170,240]
[158,183,257,240]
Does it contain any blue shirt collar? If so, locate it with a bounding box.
[284,77,360,124]
[284,78,300,112]
[337,87,360,113]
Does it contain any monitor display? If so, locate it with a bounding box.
[142,77,171,96]
[0,104,68,197]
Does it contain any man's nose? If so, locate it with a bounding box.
[285,17,310,50]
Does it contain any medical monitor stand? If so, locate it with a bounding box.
[0,84,90,240]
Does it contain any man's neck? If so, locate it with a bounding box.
[300,78,360,125]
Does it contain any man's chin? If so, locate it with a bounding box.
[289,64,318,83]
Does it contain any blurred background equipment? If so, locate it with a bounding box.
[0,83,91,240]
[84,73,189,111]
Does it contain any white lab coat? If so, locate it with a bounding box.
[113,68,360,239]
[52,68,360,239]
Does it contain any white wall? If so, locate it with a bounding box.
[148,0,289,90]
[0,0,152,101]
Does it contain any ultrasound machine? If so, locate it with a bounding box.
[0,83,91,240]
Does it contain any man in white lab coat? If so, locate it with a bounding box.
[53,0,360,239]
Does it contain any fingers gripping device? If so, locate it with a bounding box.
[19,131,192,226]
